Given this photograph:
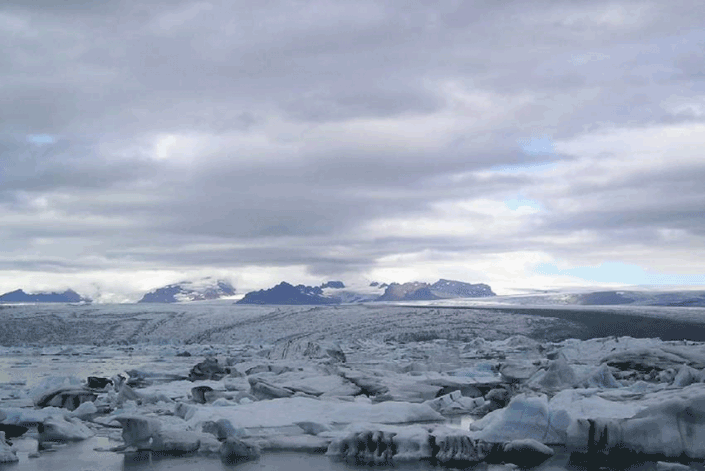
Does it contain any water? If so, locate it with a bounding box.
[1,438,436,471]
[10,439,701,471]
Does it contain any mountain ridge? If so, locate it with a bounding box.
[237,279,496,305]
[0,289,91,304]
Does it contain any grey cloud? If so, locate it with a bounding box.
[2,0,705,292]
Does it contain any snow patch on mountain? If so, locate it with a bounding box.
[138,278,235,303]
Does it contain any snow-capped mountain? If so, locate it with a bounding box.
[429,279,496,298]
[376,279,496,301]
[138,278,235,303]
[237,279,497,305]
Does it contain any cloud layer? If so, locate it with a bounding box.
[2,1,704,300]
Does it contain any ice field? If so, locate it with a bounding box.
[2,301,705,470]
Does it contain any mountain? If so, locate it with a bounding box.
[376,279,496,301]
[237,282,339,305]
[429,279,496,298]
[138,279,235,303]
[0,289,91,304]
[376,282,439,302]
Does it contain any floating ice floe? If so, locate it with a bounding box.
[38,416,94,442]
[469,394,571,444]
[501,439,554,467]
[183,396,444,431]
[0,432,18,463]
[568,392,705,459]
[326,424,555,467]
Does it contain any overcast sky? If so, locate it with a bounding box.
[2,0,704,301]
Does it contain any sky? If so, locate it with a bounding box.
[1,0,704,302]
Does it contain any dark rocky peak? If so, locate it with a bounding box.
[237,282,339,305]
[430,279,496,298]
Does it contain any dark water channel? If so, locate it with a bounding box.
[403,305,705,342]
[497,307,705,341]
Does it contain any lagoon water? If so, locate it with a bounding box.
[3,437,438,471]
[9,438,702,471]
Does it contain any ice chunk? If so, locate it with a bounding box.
[29,376,82,402]
[579,364,622,389]
[656,462,693,471]
[224,377,250,392]
[189,358,231,381]
[470,394,571,444]
[38,416,94,442]
[530,356,576,390]
[175,403,197,421]
[191,385,213,404]
[249,377,294,399]
[602,348,694,374]
[68,401,98,420]
[151,430,202,454]
[432,432,496,466]
[295,421,331,435]
[502,439,554,467]
[425,390,484,415]
[329,430,398,465]
[672,366,703,388]
[485,387,511,408]
[567,392,705,459]
[392,426,435,461]
[116,383,141,405]
[0,407,64,426]
[0,432,18,463]
[269,339,346,363]
[338,368,390,397]
[328,425,499,466]
[253,370,360,398]
[254,434,330,452]
[549,389,644,420]
[374,381,443,403]
[212,397,237,406]
[114,416,162,448]
[185,396,443,429]
[35,387,97,411]
[202,418,245,440]
[219,437,260,464]
[500,360,540,382]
